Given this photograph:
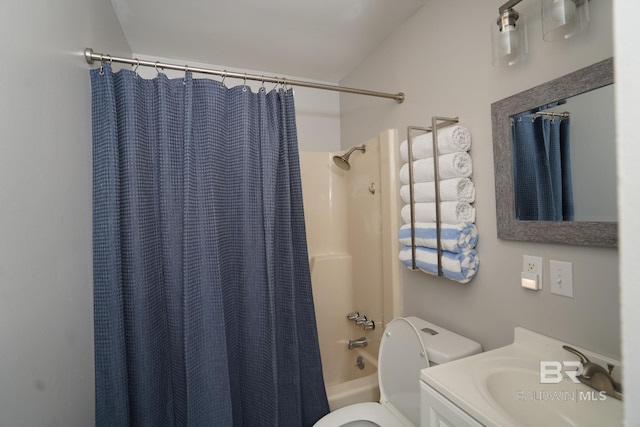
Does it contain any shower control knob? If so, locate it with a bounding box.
[346,311,360,321]
[362,320,375,330]
[355,315,368,325]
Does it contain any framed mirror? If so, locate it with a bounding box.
[491,58,616,247]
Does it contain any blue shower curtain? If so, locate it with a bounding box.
[91,63,329,427]
[511,111,574,221]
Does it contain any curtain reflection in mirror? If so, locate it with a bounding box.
[511,106,574,221]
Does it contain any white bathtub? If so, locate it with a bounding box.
[324,343,380,411]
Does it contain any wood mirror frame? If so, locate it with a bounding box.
[491,57,616,247]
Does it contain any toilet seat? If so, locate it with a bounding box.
[377,317,429,425]
[313,318,429,427]
[312,402,408,427]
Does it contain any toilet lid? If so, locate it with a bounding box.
[378,317,429,425]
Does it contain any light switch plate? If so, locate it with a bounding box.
[550,260,573,297]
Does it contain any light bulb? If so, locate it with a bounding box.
[551,0,576,23]
[499,27,518,59]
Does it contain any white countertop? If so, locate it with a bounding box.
[420,327,623,427]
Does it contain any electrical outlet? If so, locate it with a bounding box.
[522,255,543,288]
[526,261,536,273]
[523,255,542,274]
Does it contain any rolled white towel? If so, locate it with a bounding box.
[401,202,476,224]
[399,152,472,184]
[400,178,475,204]
[400,125,472,162]
[398,222,478,253]
[399,245,479,283]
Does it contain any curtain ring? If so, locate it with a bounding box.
[184,65,189,85]
[260,75,266,93]
[221,70,227,88]
[98,54,105,75]
[154,61,161,75]
[242,73,248,92]
[132,59,140,78]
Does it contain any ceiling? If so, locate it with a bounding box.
[109,0,428,82]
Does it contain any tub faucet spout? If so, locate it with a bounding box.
[348,337,368,350]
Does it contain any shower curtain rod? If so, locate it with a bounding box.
[84,48,405,103]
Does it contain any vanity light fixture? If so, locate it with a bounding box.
[491,0,590,67]
[541,0,589,41]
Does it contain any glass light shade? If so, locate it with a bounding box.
[542,0,589,41]
[492,9,528,67]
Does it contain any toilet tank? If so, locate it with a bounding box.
[405,316,482,366]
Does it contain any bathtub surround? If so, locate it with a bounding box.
[301,129,402,410]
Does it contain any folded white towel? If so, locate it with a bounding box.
[398,222,478,253]
[400,125,472,162]
[400,178,475,204]
[401,202,476,224]
[399,152,472,184]
[399,245,479,283]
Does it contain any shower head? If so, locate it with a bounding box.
[332,145,366,170]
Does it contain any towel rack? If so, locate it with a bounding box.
[406,116,459,275]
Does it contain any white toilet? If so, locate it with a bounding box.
[313,316,482,427]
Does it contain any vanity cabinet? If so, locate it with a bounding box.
[421,381,483,427]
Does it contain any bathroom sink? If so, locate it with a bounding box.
[421,328,624,427]
[476,358,623,427]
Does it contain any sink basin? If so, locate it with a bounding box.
[478,359,622,427]
[421,328,624,427]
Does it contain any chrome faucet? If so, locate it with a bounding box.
[563,345,623,400]
[348,337,368,350]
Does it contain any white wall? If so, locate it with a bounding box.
[0,1,130,425]
[340,0,619,358]
[614,0,640,424]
